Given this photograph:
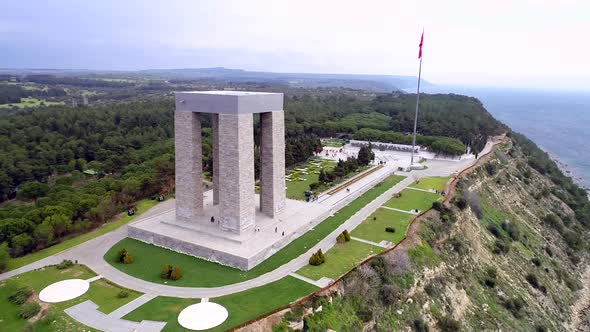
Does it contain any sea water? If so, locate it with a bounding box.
[431,86,590,190]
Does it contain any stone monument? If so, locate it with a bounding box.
[174,91,286,233]
[128,91,332,270]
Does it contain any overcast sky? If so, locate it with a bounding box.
[1,0,589,90]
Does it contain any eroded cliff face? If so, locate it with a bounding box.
[269,138,590,332]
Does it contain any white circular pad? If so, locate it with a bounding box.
[178,302,229,330]
[39,279,90,303]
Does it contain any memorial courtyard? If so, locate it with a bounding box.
[0,91,493,331]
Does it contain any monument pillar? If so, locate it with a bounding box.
[212,113,220,205]
[218,113,256,233]
[174,111,204,221]
[260,111,286,216]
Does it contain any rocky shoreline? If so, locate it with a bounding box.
[547,151,590,198]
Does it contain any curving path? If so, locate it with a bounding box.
[0,140,497,299]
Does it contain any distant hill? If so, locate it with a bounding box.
[0,67,432,93]
[140,67,432,92]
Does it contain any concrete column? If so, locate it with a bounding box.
[260,111,286,217]
[218,113,255,233]
[175,111,203,222]
[212,113,219,205]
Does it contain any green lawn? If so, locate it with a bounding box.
[321,138,347,147]
[124,276,317,332]
[409,176,450,192]
[297,240,382,281]
[7,199,160,271]
[286,159,335,200]
[0,264,141,332]
[351,208,414,244]
[105,175,406,287]
[0,97,65,109]
[383,189,442,213]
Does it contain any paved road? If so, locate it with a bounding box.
[0,140,496,298]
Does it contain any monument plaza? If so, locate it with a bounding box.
[128,91,331,270]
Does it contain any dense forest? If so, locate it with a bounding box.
[0,91,506,263]
[284,93,505,154]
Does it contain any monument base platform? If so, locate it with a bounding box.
[127,190,332,270]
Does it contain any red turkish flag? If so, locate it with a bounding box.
[418,31,424,59]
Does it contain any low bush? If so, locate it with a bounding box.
[161,264,172,279]
[412,318,429,332]
[531,257,542,267]
[123,254,134,264]
[56,259,74,269]
[493,238,510,255]
[385,227,396,233]
[455,197,467,210]
[438,316,461,332]
[487,223,501,238]
[170,267,183,280]
[116,248,134,264]
[432,201,445,212]
[343,229,351,241]
[309,249,325,266]
[503,296,526,318]
[526,273,541,289]
[501,221,520,241]
[116,248,128,263]
[20,302,41,319]
[9,287,33,305]
[117,291,129,298]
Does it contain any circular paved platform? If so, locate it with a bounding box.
[178,302,228,330]
[39,279,90,303]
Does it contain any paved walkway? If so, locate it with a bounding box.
[0,140,496,299]
[108,293,158,319]
[380,206,418,215]
[406,187,437,193]
[289,273,333,288]
[64,300,166,332]
[350,236,389,248]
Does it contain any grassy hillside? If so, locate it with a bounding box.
[272,138,590,331]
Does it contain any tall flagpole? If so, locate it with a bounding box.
[410,30,424,167]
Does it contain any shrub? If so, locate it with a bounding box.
[493,238,510,254]
[503,296,525,318]
[380,284,399,305]
[501,221,520,241]
[116,248,128,263]
[309,249,325,266]
[170,267,183,280]
[161,264,172,279]
[9,287,33,305]
[455,197,467,210]
[487,223,501,238]
[432,201,445,212]
[343,229,351,242]
[485,162,498,176]
[123,254,134,264]
[385,227,396,233]
[117,291,129,298]
[56,259,74,270]
[531,257,541,267]
[412,318,429,332]
[526,273,540,289]
[535,325,547,332]
[437,316,461,332]
[20,302,41,319]
[463,190,482,218]
[336,233,346,244]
